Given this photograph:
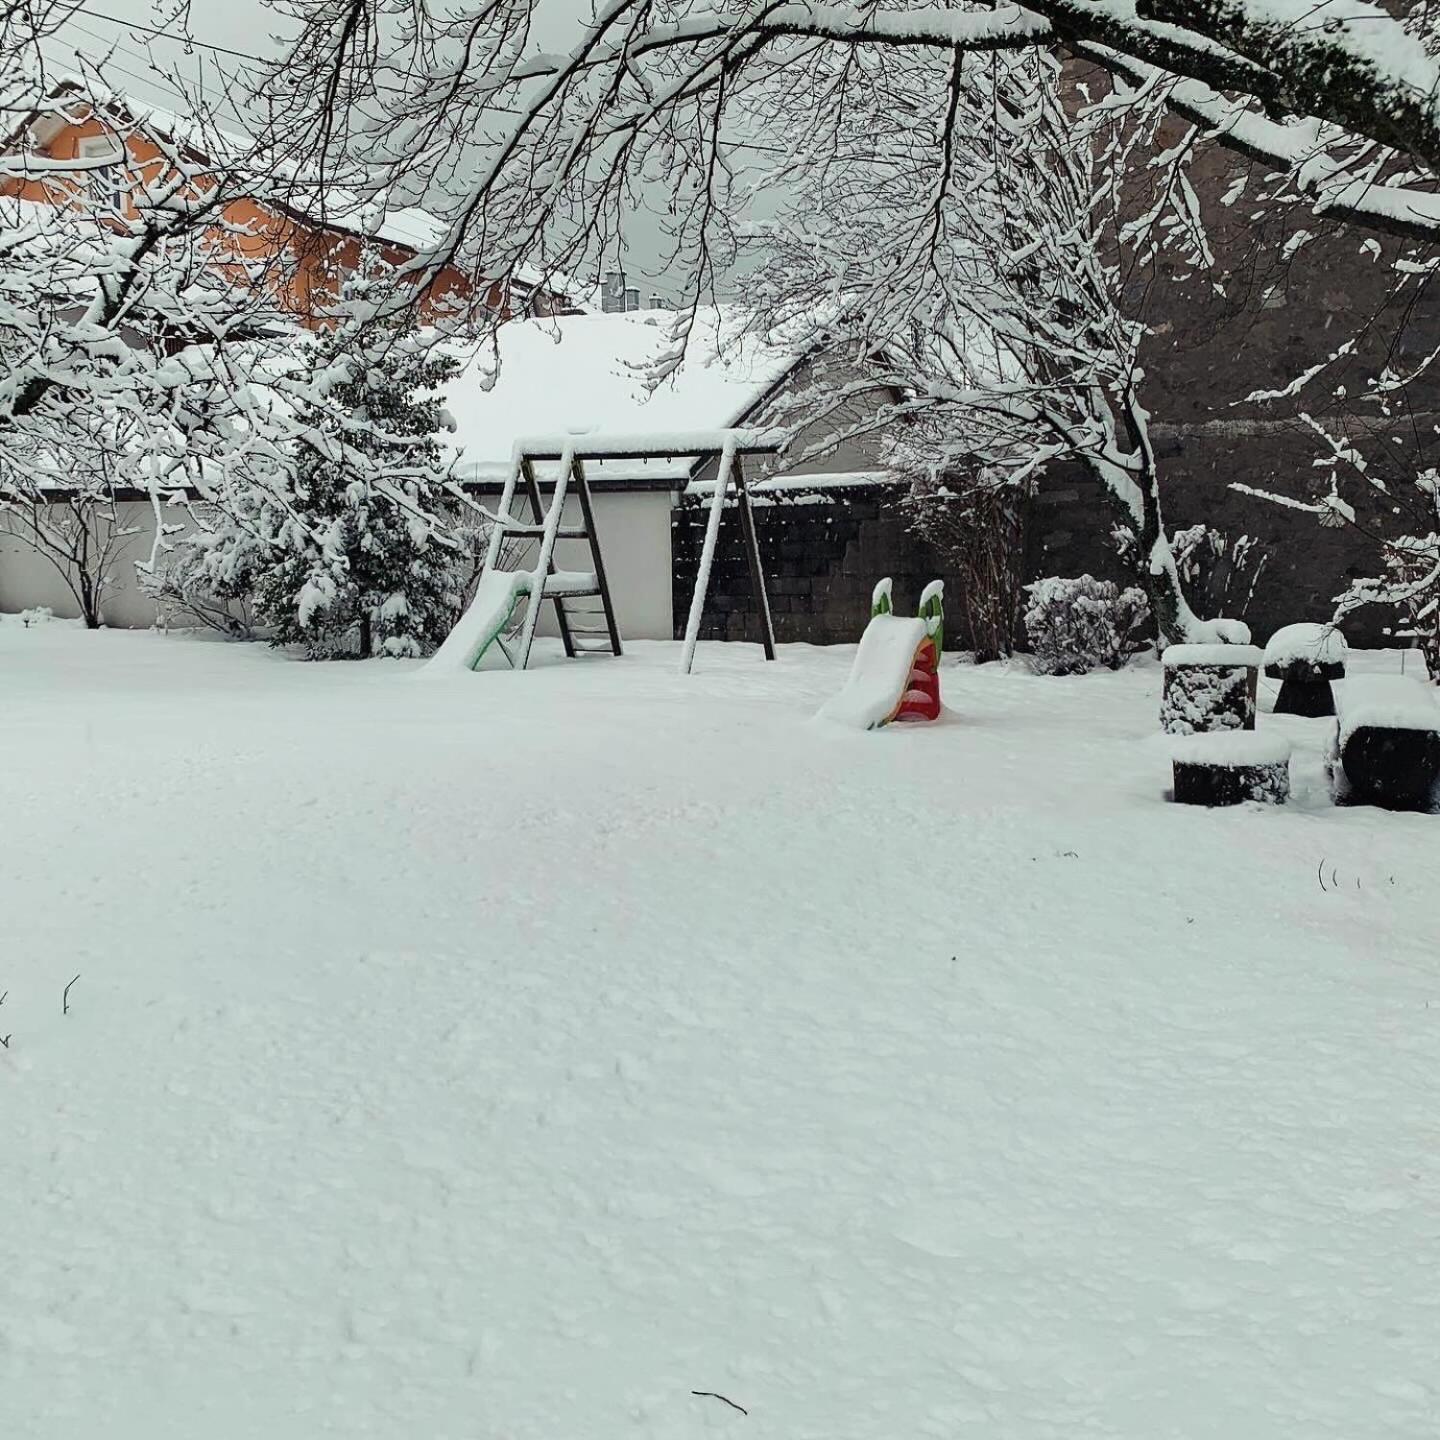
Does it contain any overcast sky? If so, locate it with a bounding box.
[45,0,709,294]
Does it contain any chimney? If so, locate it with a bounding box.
[624,286,641,312]
[600,270,627,314]
[648,293,667,310]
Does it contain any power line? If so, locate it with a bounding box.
[38,34,258,133]
[64,14,265,83]
[71,6,277,63]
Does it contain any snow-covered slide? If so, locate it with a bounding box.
[818,579,944,730]
[426,570,532,674]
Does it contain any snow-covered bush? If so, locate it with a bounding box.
[905,478,1026,662]
[1115,524,1267,629]
[1023,575,1150,675]
[142,535,259,639]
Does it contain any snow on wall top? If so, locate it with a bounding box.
[445,309,806,485]
[1171,732,1293,767]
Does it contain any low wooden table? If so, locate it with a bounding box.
[1330,675,1440,811]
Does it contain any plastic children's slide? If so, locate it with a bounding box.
[817,578,944,729]
[425,570,532,674]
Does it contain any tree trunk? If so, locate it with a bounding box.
[1088,453,1198,646]
[77,570,101,630]
[1116,385,1202,646]
[1141,535,1196,647]
[358,613,373,659]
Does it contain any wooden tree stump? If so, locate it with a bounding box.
[1172,733,1291,807]
[1160,644,1263,735]
[1263,623,1347,717]
[1330,676,1440,811]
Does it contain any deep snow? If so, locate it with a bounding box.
[3,621,1439,1440]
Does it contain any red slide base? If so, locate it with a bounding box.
[893,639,941,723]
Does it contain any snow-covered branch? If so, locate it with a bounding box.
[261,0,1440,278]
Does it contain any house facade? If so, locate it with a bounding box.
[0,86,580,327]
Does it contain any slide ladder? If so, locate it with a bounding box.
[428,444,622,674]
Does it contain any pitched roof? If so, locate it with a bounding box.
[444,308,808,484]
[9,81,592,310]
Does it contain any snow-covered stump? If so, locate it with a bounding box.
[1263,623,1348,718]
[1160,644,1263,735]
[1329,676,1440,811]
[1171,733,1292,808]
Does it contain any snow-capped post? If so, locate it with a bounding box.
[1263,624,1348,718]
[1172,733,1291,808]
[1161,643,1264,735]
[680,431,739,675]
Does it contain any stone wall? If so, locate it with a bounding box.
[675,457,1398,651]
[1028,432,1394,647]
[672,487,948,646]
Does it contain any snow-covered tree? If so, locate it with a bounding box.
[1236,407,1440,678]
[736,49,1237,641]
[0,72,313,602]
[0,404,147,628]
[246,1,1440,644]
[193,261,467,658]
[0,63,478,641]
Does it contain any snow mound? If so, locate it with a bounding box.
[1163,643,1264,668]
[1187,617,1252,646]
[1264,623,1348,669]
[1334,674,1440,743]
[424,570,530,675]
[1171,732,1293,766]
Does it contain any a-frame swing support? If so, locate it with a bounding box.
[471,443,624,673]
[516,429,782,676]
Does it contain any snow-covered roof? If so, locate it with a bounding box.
[300,193,446,252]
[14,82,592,309]
[445,308,808,484]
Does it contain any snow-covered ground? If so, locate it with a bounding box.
[3,620,1438,1440]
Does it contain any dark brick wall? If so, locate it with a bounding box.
[675,459,1397,651]
[1028,434,1394,647]
[672,488,948,646]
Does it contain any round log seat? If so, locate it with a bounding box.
[1160,643,1263,735]
[1172,732,1292,807]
